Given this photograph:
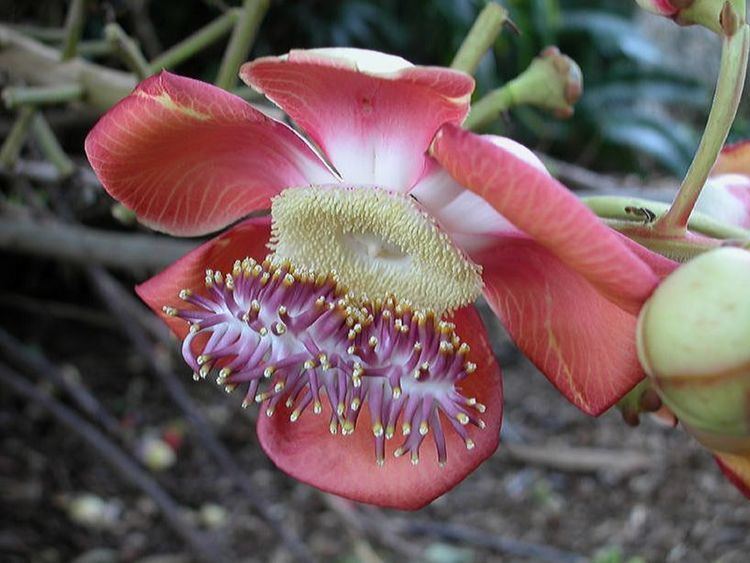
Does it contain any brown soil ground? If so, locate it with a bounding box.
[2,281,748,563]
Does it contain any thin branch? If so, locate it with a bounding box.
[0,362,226,563]
[0,24,136,112]
[30,113,75,177]
[105,23,151,80]
[215,0,269,90]
[87,267,316,563]
[0,326,122,437]
[60,0,87,60]
[0,214,195,271]
[0,106,35,169]
[503,443,656,475]
[395,518,587,563]
[149,9,240,72]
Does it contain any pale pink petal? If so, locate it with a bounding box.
[411,135,548,254]
[696,174,750,229]
[241,49,474,191]
[430,124,660,314]
[476,234,644,415]
[86,71,335,236]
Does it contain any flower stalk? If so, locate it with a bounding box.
[214,0,269,90]
[60,0,87,60]
[654,14,750,235]
[465,47,582,130]
[149,9,241,72]
[450,2,508,75]
[105,23,151,80]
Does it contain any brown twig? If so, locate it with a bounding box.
[393,518,587,563]
[0,214,195,272]
[0,326,122,438]
[0,362,225,563]
[87,267,316,563]
[503,443,657,475]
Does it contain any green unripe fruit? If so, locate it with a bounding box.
[637,247,750,454]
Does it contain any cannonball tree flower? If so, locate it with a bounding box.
[85,49,664,509]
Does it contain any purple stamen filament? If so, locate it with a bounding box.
[165,257,486,467]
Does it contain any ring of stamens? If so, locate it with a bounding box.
[166,258,486,467]
[269,186,483,314]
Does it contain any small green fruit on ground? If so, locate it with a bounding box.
[637,247,750,454]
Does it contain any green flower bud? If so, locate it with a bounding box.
[637,247,750,454]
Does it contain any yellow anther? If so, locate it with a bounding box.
[402,422,411,436]
[465,438,475,450]
[419,421,429,436]
[385,425,395,439]
[372,423,384,437]
[162,306,177,316]
[411,451,420,465]
[394,447,404,458]
[274,382,285,393]
[290,410,300,422]
[392,386,402,399]
[465,362,476,374]
[263,366,275,378]
[313,401,322,414]
[456,413,470,425]
[178,289,191,300]
[351,398,361,411]
[475,402,486,413]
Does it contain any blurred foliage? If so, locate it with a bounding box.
[3,0,733,176]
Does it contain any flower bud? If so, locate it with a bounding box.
[635,0,743,36]
[509,46,583,119]
[636,247,750,454]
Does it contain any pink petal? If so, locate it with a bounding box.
[257,305,502,510]
[241,48,474,191]
[430,124,660,314]
[713,140,750,176]
[136,217,272,338]
[476,235,644,415]
[411,135,549,255]
[696,174,750,229]
[715,452,750,499]
[86,72,334,236]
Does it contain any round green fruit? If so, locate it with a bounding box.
[636,247,750,454]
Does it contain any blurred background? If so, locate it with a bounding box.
[1,1,749,562]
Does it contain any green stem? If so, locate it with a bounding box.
[654,23,750,235]
[2,84,84,109]
[77,39,113,58]
[149,9,240,72]
[60,0,87,60]
[31,113,75,178]
[450,2,508,75]
[105,24,151,80]
[582,195,750,240]
[215,0,269,90]
[464,85,515,130]
[0,106,35,169]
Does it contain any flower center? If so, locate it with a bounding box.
[165,259,486,467]
[268,186,483,313]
